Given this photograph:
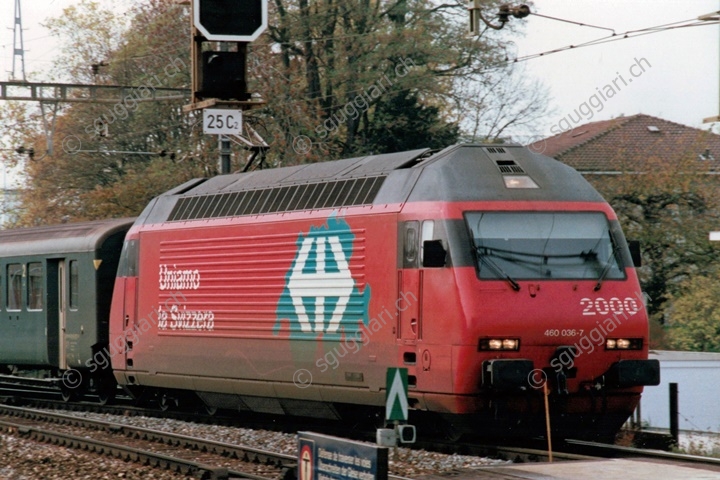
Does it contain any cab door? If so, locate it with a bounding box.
[122,276,138,369]
[397,221,421,344]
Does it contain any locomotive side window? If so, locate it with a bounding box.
[466,212,626,281]
[27,262,43,311]
[7,264,22,311]
[403,221,419,267]
[420,220,434,262]
[69,260,79,310]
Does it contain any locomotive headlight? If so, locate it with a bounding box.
[617,339,632,349]
[605,338,643,350]
[479,338,520,351]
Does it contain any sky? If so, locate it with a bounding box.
[0,0,133,187]
[0,0,719,176]
[511,0,720,138]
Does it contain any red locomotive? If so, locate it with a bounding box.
[0,144,658,440]
[107,144,658,439]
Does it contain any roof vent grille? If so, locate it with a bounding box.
[495,159,526,174]
[486,147,507,154]
[167,175,387,222]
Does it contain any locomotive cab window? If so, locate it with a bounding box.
[27,262,43,311]
[118,239,139,277]
[7,264,22,311]
[466,212,626,281]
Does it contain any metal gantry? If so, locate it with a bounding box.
[0,81,189,104]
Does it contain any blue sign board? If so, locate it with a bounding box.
[298,432,388,480]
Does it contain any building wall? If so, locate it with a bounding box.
[641,351,720,432]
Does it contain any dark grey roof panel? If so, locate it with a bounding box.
[282,156,366,183]
[0,218,135,257]
[224,164,312,190]
[405,145,605,203]
[161,178,208,195]
[138,144,606,226]
[187,174,249,195]
[161,149,433,200]
[339,148,431,177]
[374,168,423,205]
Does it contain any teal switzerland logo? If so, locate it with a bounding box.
[274,216,371,340]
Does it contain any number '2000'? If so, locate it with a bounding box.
[580,297,641,316]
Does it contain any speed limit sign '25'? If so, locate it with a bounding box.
[203,109,243,135]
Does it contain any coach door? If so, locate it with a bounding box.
[46,259,67,370]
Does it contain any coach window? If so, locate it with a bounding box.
[27,262,43,311]
[69,260,79,310]
[7,264,22,311]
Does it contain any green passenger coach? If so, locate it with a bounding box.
[0,218,133,400]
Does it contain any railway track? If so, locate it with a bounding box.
[563,438,720,468]
[0,404,297,480]
[8,382,719,478]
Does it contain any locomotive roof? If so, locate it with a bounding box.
[142,144,605,224]
[0,218,135,257]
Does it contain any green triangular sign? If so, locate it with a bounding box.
[386,368,408,421]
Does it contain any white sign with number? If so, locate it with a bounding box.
[203,109,243,135]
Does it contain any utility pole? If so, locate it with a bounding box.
[218,43,232,174]
[10,0,27,81]
[700,10,720,124]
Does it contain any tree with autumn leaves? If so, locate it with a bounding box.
[585,144,720,350]
[1,0,206,224]
[0,0,546,225]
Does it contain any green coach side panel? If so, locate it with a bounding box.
[0,219,134,369]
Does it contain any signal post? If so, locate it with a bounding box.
[183,0,269,174]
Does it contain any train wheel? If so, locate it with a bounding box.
[60,385,76,403]
[97,386,117,405]
[158,393,179,412]
[204,404,218,416]
[59,369,84,402]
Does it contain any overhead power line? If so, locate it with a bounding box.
[503,14,720,68]
[530,12,615,34]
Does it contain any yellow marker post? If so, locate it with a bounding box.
[543,381,553,462]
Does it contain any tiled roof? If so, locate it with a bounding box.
[535,114,720,173]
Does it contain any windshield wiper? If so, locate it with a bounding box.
[594,245,620,291]
[475,247,520,291]
[476,245,599,261]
